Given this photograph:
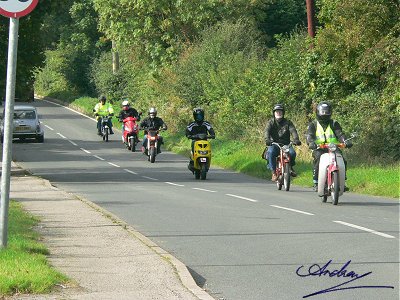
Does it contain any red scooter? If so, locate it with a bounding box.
[121,116,139,151]
[272,142,293,191]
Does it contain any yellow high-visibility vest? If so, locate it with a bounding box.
[315,121,339,144]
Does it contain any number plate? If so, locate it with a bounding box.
[15,126,28,131]
[200,157,207,162]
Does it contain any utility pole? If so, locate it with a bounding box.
[112,40,119,74]
[306,0,316,39]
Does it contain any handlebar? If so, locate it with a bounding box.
[188,134,215,140]
[317,143,345,150]
[271,142,293,148]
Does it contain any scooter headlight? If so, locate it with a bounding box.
[282,145,290,153]
[198,150,209,155]
[328,143,337,152]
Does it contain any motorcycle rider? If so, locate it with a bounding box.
[264,103,301,181]
[306,101,352,191]
[118,100,140,131]
[140,107,167,154]
[94,95,114,135]
[185,108,215,172]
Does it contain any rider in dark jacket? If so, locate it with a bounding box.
[264,104,301,181]
[185,108,215,171]
[117,100,140,121]
[306,101,352,191]
[140,107,167,154]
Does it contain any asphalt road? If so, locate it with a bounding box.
[8,100,400,300]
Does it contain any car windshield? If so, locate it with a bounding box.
[14,110,36,120]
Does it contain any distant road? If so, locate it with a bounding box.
[10,100,400,300]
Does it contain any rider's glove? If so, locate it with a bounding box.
[345,140,353,148]
[294,140,302,146]
[309,142,317,150]
[265,140,271,146]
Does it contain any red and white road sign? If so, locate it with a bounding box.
[0,0,39,18]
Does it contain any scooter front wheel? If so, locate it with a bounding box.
[331,171,340,205]
[200,163,207,180]
[283,163,291,191]
[149,147,156,163]
[129,137,136,152]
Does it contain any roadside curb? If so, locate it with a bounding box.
[74,194,215,300]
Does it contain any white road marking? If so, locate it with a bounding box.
[142,176,158,181]
[80,148,91,154]
[108,162,120,168]
[124,169,138,175]
[226,194,258,203]
[68,140,78,146]
[165,182,184,187]
[57,133,67,139]
[270,205,314,216]
[44,124,54,130]
[93,155,105,161]
[334,221,395,239]
[192,188,217,193]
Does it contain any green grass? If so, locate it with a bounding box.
[165,133,399,199]
[0,201,68,296]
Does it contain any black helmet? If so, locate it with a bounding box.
[193,107,204,123]
[316,102,332,122]
[272,103,285,119]
[99,95,106,102]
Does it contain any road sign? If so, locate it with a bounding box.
[0,0,38,18]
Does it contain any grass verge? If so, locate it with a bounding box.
[0,201,68,296]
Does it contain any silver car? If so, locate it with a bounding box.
[1,105,44,143]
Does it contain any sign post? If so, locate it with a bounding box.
[0,0,39,248]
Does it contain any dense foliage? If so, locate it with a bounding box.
[29,0,400,161]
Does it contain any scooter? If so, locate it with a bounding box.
[99,115,112,142]
[272,142,293,191]
[121,116,139,151]
[317,134,355,205]
[189,133,213,180]
[142,128,163,163]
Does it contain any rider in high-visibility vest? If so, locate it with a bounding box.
[94,95,114,135]
[306,102,353,191]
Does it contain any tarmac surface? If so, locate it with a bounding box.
[4,162,214,300]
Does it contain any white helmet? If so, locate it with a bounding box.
[149,107,157,118]
[122,100,129,106]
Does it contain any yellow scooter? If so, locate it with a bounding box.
[189,133,213,180]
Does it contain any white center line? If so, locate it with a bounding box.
[80,148,91,154]
[165,182,184,187]
[108,162,120,168]
[44,125,54,131]
[57,133,67,139]
[93,155,105,161]
[226,194,258,203]
[124,169,138,175]
[68,140,78,146]
[192,188,217,193]
[334,221,395,239]
[270,205,314,216]
[142,176,158,181]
